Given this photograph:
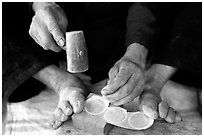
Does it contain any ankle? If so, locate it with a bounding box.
[33,65,76,93]
[145,64,177,91]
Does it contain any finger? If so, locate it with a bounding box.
[112,76,144,106]
[104,73,136,103]
[165,108,176,123]
[58,100,73,116]
[44,14,66,48]
[101,66,132,96]
[68,90,85,113]
[36,21,62,52]
[139,91,160,119]
[158,101,169,118]
[108,65,119,81]
[112,85,140,106]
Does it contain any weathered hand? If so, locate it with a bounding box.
[101,43,147,106]
[29,2,68,52]
[101,57,145,106]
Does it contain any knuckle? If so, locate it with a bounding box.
[48,22,58,33]
[42,41,50,50]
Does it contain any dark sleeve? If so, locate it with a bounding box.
[125,3,184,51]
[153,3,202,74]
[125,3,156,49]
[2,3,60,97]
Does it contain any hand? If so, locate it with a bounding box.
[29,2,68,52]
[101,43,148,106]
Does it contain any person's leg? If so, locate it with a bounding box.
[2,3,60,132]
[139,3,201,123]
[139,64,201,123]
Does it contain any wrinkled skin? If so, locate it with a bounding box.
[29,3,68,52]
[101,57,145,106]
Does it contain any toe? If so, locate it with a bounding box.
[175,112,182,122]
[159,101,169,118]
[50,107,64,129]
[69,90,85,113]
[140,92,160,119]
[58,100,73,116]
[165,108,176,123]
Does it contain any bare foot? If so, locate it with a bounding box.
[33,65,89,129]
[160,80,199,118]
[139,80,199,123]
[139,88,182,123]
[50,72,90,129]
[139,64,190,123]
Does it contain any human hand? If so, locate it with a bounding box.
[29,2,68,52]
[101,43,148,106]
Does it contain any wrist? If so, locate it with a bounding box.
[32,2,59,12]
[124,43,148,69]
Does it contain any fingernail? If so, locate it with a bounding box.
[74,101,81,113]
[53,120,61,129]
[58,38,65,47]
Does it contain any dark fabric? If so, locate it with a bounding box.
[2,2,202,102]
[2,3,59,99]
[152,3,202,88]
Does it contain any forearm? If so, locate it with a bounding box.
[125,3,156,49]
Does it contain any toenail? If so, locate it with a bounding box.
[61,114,67,121]
[65,108,70,115]
[54,120,62,129]
[77,100,81,107]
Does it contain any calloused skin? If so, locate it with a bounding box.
[139,64,183,123]
[33,65,89,129]
[29,2,185,129]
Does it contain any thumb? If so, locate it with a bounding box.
[47,21,66,48]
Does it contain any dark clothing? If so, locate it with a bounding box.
[2,2,202,102]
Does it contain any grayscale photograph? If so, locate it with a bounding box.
[2,1,202,135]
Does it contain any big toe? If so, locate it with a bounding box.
[58,100,73,116]
[69,90,86,113]
[165,108,176,123]
[158,101,169,118]
[140,91,160,119]
[50,107,68,130]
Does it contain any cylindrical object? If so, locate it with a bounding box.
[66,31,88,73]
